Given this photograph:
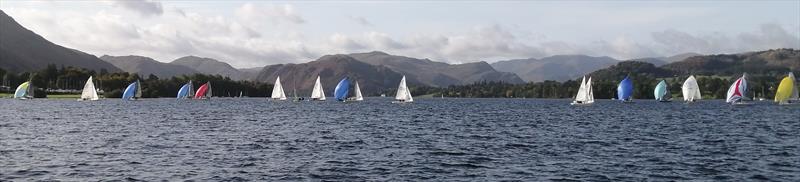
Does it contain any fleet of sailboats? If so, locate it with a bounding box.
[121,80,142,101]
[571,76,594,105]
[726,73,749,105]
[271,76,287,100]
[310,76,326,101]
[617,76,633,102]
[394,75,413,103]
[774,72,798,105]
[654,80,671,102]
[9,71,795,106]
[79,76,99,101]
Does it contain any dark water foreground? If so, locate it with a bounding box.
[1,98,798,181]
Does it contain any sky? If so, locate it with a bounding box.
[1,0,799,68]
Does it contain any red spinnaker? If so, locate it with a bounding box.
[194,82,209,99]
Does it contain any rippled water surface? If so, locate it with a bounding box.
[1,98,798,181]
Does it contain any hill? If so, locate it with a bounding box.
[348,51,524,86]
[662,49,798,75]
[100,55,198,78]
[171,56,252,80]
[0,10,120,73]
[491,55,620,82]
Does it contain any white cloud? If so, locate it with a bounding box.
[235,3,305,25]
[348,15,373,26]
[109,0,163,17]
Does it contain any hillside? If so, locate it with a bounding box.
[0,10,120,73]
[100,55,198,78]
[171,56,252,80]
[255,54,404,96]
[662,49,799,75]
[491,55,619,82]
[348,51,524,86]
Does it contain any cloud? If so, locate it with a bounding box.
[348,16,373,26]
[236,3,305,25]
[109,0,163,17]
[650,23,800,56]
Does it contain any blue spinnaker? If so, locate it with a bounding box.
[617,76,633,101]
[122,81,138,100]
[177,82,192,99]
[654,80,668,101]
[334,77,350,101]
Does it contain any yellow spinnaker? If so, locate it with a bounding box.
[774,75,795,103]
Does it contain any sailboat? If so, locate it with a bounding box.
[571,76,594,105]
[774,72,798,105]
[617,76,633,102]
[393,75,413,103]
[681,75,702,102]
[13,81,34,99]
[79,76,100,101]
[122,80,142,100]
[310,76,326,101]
[726,73,749,105]
[334,77,350,102]
[352,81,364,101]
[177,81,194,99]
[654,80,672,102]
[271,76,287,100]
[194,82,212,99]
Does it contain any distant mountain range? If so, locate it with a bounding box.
[587,49,798,81]
[490,53,703,82]
[171,56,254,81]
[0,10,120,73]
[100,55,199,79]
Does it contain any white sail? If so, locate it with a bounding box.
[135,80,142,98]
[310,76,326,100]
[790,72,799,101]
[574,76,589,102]
[586,77,594,103]
[354,81,364,101]
[80,76,99,101]
[271,76,287,100]
[395,76,413,102]
[682,75,702,102]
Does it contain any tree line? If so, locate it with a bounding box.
[1,64,273,98]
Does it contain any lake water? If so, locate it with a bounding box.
[1,98,798,181]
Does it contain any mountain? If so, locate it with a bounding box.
[100,55,198,78]
[348,51,523,86]
[662,49,799,75]
[587,61,675,81]
[661,52,702,63]
[491,55,620,82]
[0,10,120,73]
[586,49,797,81]
[171,56,251,80]
[255,54,404,96]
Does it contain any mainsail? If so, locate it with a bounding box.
[774,72,797,104]
[79,76,99,101]
[334,77,350,101]
[654,80,671,101]
[271,76,287,100]
[572,76,594,104]
[13,81,32,99]
[194,82,211,99]
[177,81,194,99]
[311,76,326,101]
[395,76,413,102]
[354,81,364,101]
[681,75,702,102]
[726,73,748,103]
[617,76,633,101]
